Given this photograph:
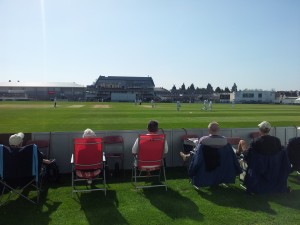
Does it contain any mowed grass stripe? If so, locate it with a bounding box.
[0,101,299,133]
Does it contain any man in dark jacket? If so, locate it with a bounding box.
[241,121,290,194]
[244,121,282,157]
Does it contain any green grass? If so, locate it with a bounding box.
[1,101,300,224]
[0,101,300,133]
[1,169,300,225]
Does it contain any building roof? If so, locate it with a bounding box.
[154,87,170,93]
[96,76,155,86]
[0,82,85,88]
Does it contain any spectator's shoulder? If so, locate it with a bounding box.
[201,136,227,148]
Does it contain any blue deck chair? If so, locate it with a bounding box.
[0,144,43,205]
[243,150,291,194]
[189,143,242,188]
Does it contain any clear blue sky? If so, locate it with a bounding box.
[1,0,299,91]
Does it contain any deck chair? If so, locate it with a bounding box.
[0,144,43,205]
[180,128,199,167]
[286,137,300,173]
[26,139,50,159]
[103,135,125,176]
[188,143,242,188]
[132,134,167,190]
[227,137,241,149]
[243,150,291,194]
[71,137,106,196]
[181,128,199,154]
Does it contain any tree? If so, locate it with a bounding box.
[206,83,214,94]
[224,87,230,92]
[231,83,237,92]
[188,83,195,92]
[180,83,186,91]
[171,85,177,93]
[215,87,222,93]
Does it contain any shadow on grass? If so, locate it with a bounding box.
[143,187,204,222]
[196,185,277,215]
[0,185,62,225]
[79,190,128,225]
[165,166,191,180]
[268,189,300,210]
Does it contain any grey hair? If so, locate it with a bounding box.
[82,128,96,138]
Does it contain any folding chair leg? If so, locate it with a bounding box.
[0,183,39,205]
[162,167,167,191]
[103,167,107,196]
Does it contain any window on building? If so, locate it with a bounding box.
[242,93,254,98]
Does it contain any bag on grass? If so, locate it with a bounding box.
[45,161,60,183]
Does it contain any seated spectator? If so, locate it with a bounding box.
[180,121,227,161]
[9,132,54,165]
[286,128,300,172]
[188,123,242,187]
[239,121,291,194]
[238,121,282,158]
[78,128,98,184]
[132,120,168,175]
[132,120,168,155]
[82,128,96,138]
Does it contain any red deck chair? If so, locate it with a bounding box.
[132,134,167,190]
[71,137,106,196]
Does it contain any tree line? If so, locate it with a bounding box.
[170,83,238,94]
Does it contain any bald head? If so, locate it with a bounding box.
[208,122,220,135]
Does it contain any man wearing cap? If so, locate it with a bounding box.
[9,132,25,148]
[239,121,291,194]
[238,121,282,156]
[9,132,54,164]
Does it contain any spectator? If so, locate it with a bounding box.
[9,132,55,165]
[180,121,227,161]
[82,128,96,138]
[238,121,282,157]
[78,128,98,184]
[132,120,168,176]
[132,120,168,154]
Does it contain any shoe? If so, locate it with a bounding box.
[87,179,92,185]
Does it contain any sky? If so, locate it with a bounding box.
[1,0,300,91]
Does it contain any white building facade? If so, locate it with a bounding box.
[232,90,275,103]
